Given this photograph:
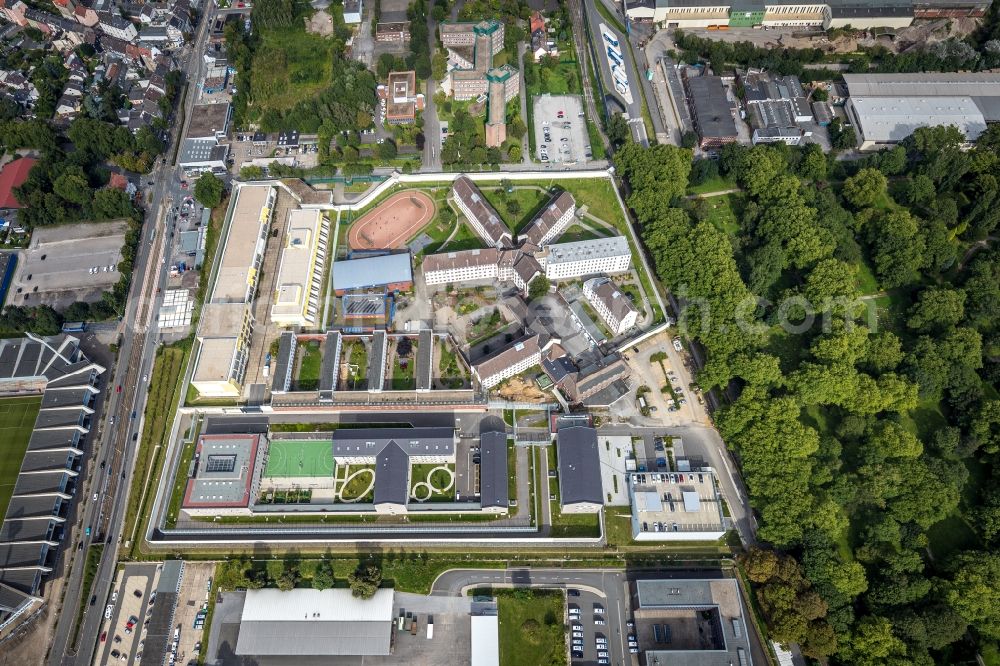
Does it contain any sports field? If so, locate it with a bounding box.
[347,190,436,250]
[263,439,335,478]
[0,396,42,521]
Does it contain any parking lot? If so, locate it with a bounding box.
[93,563,159,666]
[172,562,215,664]
[8,221,127,309]
[533,94,591,164]
[568,590,623,665]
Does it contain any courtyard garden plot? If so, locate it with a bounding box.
[339,338,369,391]
[292,339,324,391]
[409,464,457,502]
[388,335,417,391]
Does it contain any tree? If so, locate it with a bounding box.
[906,287,965,333]
[946,551,1000,638]
[528,275,550,300]
[868,210,925,289]
[396,336,413,357]
[681,131,699,149]
[348,564,383,599]
[843,168,888,208]
[312,560,335,590]
[799,143,827,181]
[803,258,859,312]
[194,172,225,209]
[276,567,298,591]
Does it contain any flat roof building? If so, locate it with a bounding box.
[178,137,229,176]
[685,76,738,150]
[191,184,275,398]
[843,72,1000,149]
[471,614,500,666]
[381,70,425,124]
[234,588,394,657]
[633,578,753,666]
[181,434,263,515]
[556,424,603,513]
[332,252,413,295]
[270,209,329,327]
[544,236,632,281]
[186,102,231,140]
[629,469,726,541]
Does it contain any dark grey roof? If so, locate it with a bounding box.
[272,331,295,393]
[686,76,738,141]
[0,336,94,384]
[33,410,85,429]
[369,331,387,391]
[331,427,455,458]
[40,387,93,409]
[0,569,41,596]
[416,330,432,391]
[3,496,64,522]
[18,450,75,474]
[12,472,70,497]
[320,332,341,394]
[374,441,409,507]
[0,542,50,569]
[542,355,578,384]
[479,431,508,509]
[556,426,603,506]
[28,429,81,452]
[0,518,57,543]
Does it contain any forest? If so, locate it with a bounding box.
[615,129,1000,663]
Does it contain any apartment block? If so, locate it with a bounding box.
[583,277,639,335]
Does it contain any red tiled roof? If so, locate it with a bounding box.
[0,157,37,209]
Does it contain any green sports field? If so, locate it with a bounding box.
[0,396,42,521]
[263,439,335,478]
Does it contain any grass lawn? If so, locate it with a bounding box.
[295,340,323,391]
[445,222,487,251]
[557,224,605,243]
[701,195,739,235]
[497,590,567,666]
[0,396,41,521]
[409,463,455,500]
[481,186,550,233]
[391,354,415,390]
[686,175,738,195]
[856,259,880,296]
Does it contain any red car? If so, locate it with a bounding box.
[180,182,188,189]
[100,631,107,642]
[116,385,122,393]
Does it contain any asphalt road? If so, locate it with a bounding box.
[46,5,216,664]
